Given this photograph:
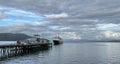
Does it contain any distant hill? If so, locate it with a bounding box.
[0,33,32,41]
[65,39,120,42]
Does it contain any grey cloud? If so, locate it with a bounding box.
[0,10,6,19]
[1,0,120,18]
[0,0,120,40]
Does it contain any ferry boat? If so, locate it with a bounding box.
[53,36,63,45]
[18,35,50,45]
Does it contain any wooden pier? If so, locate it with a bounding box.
[0,43,52,60]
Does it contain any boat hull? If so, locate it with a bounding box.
[53,40,62,45]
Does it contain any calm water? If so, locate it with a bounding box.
[1,41,120,64]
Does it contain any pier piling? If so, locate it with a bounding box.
[0,43,51,60]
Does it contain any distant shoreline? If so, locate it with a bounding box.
[64,39,120,42]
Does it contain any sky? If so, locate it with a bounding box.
[0,0,120,40]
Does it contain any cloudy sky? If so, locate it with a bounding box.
[0,0,120,40]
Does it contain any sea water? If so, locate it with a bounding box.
[0,41,120,64]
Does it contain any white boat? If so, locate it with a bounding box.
[53,36,63,45]
[18,38,49,45]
